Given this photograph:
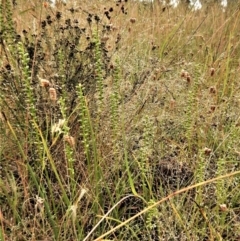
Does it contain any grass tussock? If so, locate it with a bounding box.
[0,0,240,240]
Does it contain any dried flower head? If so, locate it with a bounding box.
[130,18,136,24]
[181,70,189,78]
[219,204,228,212]
[169,99,176,110]
[186,74,191,83]
[35,195,44,212]
[38,75,50,87]
[64,135,75,147]
[51,119,65,134]
[210,105,216,112]
[101,36,109,42]
[210,67,215,76]
[204,147,212,155]
[209,86,216,94]
[49,87,57,101]
[43,1,49,8]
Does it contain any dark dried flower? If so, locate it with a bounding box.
[94,15,100,22]
[87,14,92,24]
[130,18,136,23]
[210,105,216,112]
[65,19,71,26]
[209,86,216,94]
[204,147,212,155]
[56,11,62,20]
[104,11,111,20]
[69,8,75,13]
[41,20,47,28]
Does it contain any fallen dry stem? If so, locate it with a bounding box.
[93,170,240,241]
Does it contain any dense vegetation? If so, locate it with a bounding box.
[0,0,240,240]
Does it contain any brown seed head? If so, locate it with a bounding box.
[64,135,75,147]
[210,105,216,112]
[130,18,136,24]
[43,1,49,8]
[38,75,50,87]
[49,87,57,101]
[169,99,176,110]
[209,86,216,94]
[219,204,228,212]
[204,147,212,155]
[101,36,109,42]
[210,67,215,76]
[181,70,188,78]
[186,74,191,83]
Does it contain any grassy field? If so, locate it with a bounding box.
[0,0,240,240]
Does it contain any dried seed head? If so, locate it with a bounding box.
[210,67,215,76]
[209,86,216,94]
[181,70,191,83]
[169,99,176,110]
[186,74,191,83]
[130,18,136,24]
[112,25,118,31]
[35,195,44,212]
[49,87,57,101]
[40,79,50,87]
[210,105,216,112]
[38,75,50,87]
[219,204,228,212]
[101,36,109,42]
[181,70,188,78]
[204,147,212,155]
[64,135,75,147]
[43,1,49,8]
